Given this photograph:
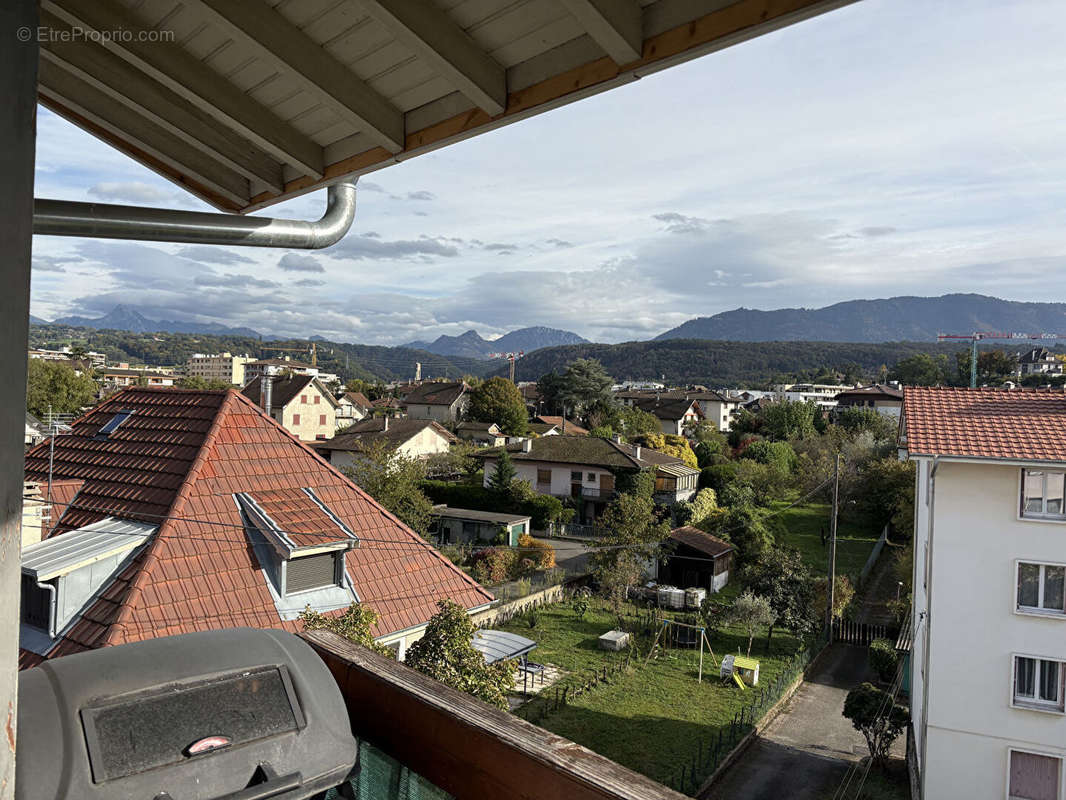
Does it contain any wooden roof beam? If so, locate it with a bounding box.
[38,61,251,208]
[41,0,324,181]
[558,0,643,65]
[38,12,284,194]
[353,0,507,117]
[193,0,405,154]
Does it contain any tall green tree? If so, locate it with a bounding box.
[534,371,566,416]
[843,683,909,766]
[759,400,818,441]
[467,376,529,435]
[343,439,434,536]
[705,504,773,565]
[178,376,232,390]
[740,548,815,649]
[888,353,948,386]
[591,491,670,613]
[404,599,515,709]
[26,358,98,418]
[559,358,613,421]
[487,450,518,494]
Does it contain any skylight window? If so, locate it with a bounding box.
[95,410,134,440]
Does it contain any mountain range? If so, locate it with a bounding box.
[50,305,263,337]
[656,294,1066,342]
[403,326,588,358]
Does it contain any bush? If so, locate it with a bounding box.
[740,440,797,474]
[518,533,556,569]
[869,638,899,682]
[514,578,532,597]
[421,480,572,530]
[470,547,519,584]
[700,462,740,494]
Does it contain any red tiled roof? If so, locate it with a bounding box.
[23,387,492,665]
[901,387,1066,462]
[403,381,467,406]
[43,479,84,536]
[532,416,589,436]
[669,526,735,558]
[244,487,354,549]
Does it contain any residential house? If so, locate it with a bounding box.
[456,421,507,447]
[478,435,699,525]
[431,506,531,547]
[24,413,46,447]
[98,366,176,388]
[185,352,253,385]
[242,374,339,442]
[900,387,1066,799]
[1017,347,1065,377]
[659,526,735,593]
[28,347,106,367]
[632,397,705,436]
[617,390,739,432]
[19,387,491,669]
[335,391,373,429]
[532,415,589,436]
[404,381,469,423]
[243,357,319,383]
[774,382,852,409]
[834,383,904,418]
[372,396,405,416]
[313,417,456,473]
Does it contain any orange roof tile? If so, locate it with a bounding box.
[901,387,1066,462]
[23,387,492,666]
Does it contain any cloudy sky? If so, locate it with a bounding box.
[30,0,1066,345]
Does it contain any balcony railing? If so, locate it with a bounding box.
[303,630,685,800]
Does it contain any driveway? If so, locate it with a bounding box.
[701,644,873,800]
[534,536,591,578]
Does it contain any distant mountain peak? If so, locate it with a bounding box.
[403,325,587,358]
[52,304,261,338]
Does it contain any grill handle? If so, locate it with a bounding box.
[213,765,303,800]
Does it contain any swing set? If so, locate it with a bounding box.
[644,618,719,683]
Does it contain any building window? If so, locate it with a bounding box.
[587,472,595,482]
[292,414,301,425]
[1013,656,1065,712]
[1009,749,1061,800]
[301,394,308,404]
[314,395,320,405]
[570,471,582,482]
[1018,562,1066,615]
[285,552,339,594]
[536,469,551,485]
[319,414,326,425]
[20,574,51,631]
[1022,470,1066,519]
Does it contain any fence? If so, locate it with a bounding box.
[667,637,825,796]
[831,618,898,647]
[518,653,633,726]
[857,524,889,588]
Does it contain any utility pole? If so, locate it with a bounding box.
[827,453,840,641]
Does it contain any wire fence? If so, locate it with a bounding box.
[667,633,827,796]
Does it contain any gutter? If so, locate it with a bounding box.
[36,579,57,640]
[33,180,357,249]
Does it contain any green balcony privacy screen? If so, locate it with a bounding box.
[326,741,452,800]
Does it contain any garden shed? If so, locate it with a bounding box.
[659,526,736,594]
[432,506,531,547]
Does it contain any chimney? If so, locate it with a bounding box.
[383,415,388,431]
[612,434,623,444]
[522,438,533,453]
[634,445,641,460]
[262,365,277,417]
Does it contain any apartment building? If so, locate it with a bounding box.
[901,387,1066,800]
[185,352,253,385]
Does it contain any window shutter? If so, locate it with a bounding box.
[286,553,337,593]
[319,414,326,425]
[292,414,300,425]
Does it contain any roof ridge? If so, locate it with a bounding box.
[604,437,643,468]
[105,389,238,646]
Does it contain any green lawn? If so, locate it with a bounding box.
[500,600,808,788]
[770,500,881,581]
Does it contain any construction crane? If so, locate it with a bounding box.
[261,342,318,367]
[936,331,1066,388]
[488,351,524,382]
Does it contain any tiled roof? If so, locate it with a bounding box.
[318,418,455,451]
[532,416,589,436]
[403,381,467,406]
[901,387,1066,462]
[480,435,682,470]
[23,387,492,664]
[836,384,903,401]
[632,398,703,421]
[241,487,355,549]
[242,374,336,410]
[342,391,372,409]
[44,479,84,536]
[669,526,735,558]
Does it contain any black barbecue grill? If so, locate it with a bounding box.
[17,628,358,800]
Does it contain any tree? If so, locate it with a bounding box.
[467,376,529,435]
[404,599,515,709]
[487,450,518,495]
[178,375,232,390]
[888,353,947,386]
[535,371,566,416]
[810,575,855,625]
[705,504,773,565]
[739,440,797,475]
[955,348,1017,385]
[299,602,393,657]
[853,457,916,537]
[559,359,613,420]
[834,407,898,442]
[740,548,815,649]
[343,439,435,536]
[759,400,818,441]
[591,491,670,613]
[689,421,729,467]
[727,591,777,656]
[843,683,909,766]
[633,433,698,469]
[26,358,98,418]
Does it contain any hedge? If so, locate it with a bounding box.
[421,480,569,530]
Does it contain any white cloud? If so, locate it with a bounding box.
[278,253,325,273]
[87,182,176,204]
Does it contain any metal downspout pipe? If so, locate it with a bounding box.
[32,180,358,249]
[35,580,57,640]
